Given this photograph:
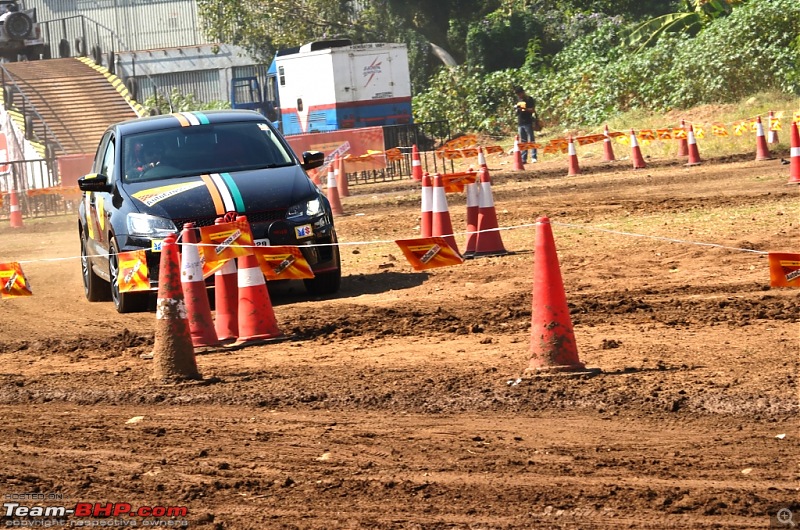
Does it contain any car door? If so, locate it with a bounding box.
[85,132,116,259]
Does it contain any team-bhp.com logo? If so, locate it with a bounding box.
[4,500,189,527]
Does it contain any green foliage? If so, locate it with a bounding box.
[464,11,542,72]
[143,88,231,115]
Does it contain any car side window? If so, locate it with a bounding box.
[99,135,116,178]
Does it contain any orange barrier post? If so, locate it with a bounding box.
[337,154,350,197]
[326,161,344,216]
[789,121,800,185]
[755,116,774,161]
[512,136,525,171]
[235,253,283,345]
[8,188,22,228]
[464,174,481,258]
[180,223,220,349]
[431,173,459,254]
[526,217,599,376]
[685,125,702,167]
[566,136,580,176]
[630,129,647,169]
[214,258,238,343]
[411,144,423,181]
[768,111,779,145]
[151,233,201,381]
[420,173,433,238]
[474,166,507,257]
[602,124,616,162]
[677,119,689,157]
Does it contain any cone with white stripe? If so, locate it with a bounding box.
[755,116,774,161]
[326,162,344,216]
[411,144,423,181]
[235,252,283,345]
[151,233,201,382]
[464,174,481,258]
[214,258,238,343]
[566,136,580,176]
[789,121,800,185]
[478,146,488,172]
[685,125,702,167]
[677,119,689,157]
[602,124,615,162]
[513,136,525,171]
[420,173,433,238]
[474,166,507,257]
[630,129,647,169]
[180,223,221,349]
[431,173,459,254]
[337,154,350,197]
[8,188,22,228]
[768,111,779,144]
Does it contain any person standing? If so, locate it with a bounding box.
[514,86,538,163]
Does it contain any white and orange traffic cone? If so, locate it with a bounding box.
[685,125,702,167]
[337,154,350,197]
[755,116,774,161]
[566,136,580,176]
[214,258,238,343]
[431,173,459,254]
[677,119,689,157]
[478,146,489,172]
[464,175,481,258]
[235,253,283,345]
[512,136,525,171]
[180,223,220,349]
[630,129,647,169]
[8,188,22,228]
[151,233,201,382]
[326,162,344,216]
[768,111,779,145]
[474,166,507,257]
[602,124,615,162]
[411,144,423,181]
[789,121,800,185]
[420,173,433,238]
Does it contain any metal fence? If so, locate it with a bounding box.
[0,158,75,220]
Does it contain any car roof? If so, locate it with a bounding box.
[112,109,268,136]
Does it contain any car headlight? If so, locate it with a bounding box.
[127,213,178,238]
[286,197,323,219]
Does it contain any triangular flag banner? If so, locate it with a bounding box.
[395,237,465,271]
[202,257,229,280]
[198,218,254,263]
[0,262,32,298]
[769,252,800,288]
[253,246,315,280]
[117,250,149,292]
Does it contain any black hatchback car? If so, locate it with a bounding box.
[78,109,341,313]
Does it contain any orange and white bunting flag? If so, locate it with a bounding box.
[117,250,149,292]
[254,246,315,280]
[484,145,504,155]
[0,262,32,298]
[395,237,465,271]
[711,124,729,137]
[672,128,687,139]
[770,117,782,132]
[198,217,255,263]
[694,127,705,139]
[793,111,800,124]
[733,121,748,136]
[202,258,229,280]
[769,253,800,288]
[656,129,673,140]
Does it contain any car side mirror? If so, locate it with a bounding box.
[78,173,112,193]
[301,150,324,171]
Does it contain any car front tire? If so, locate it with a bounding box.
[81,231,110,302]
[109,239,150,313]
[304,243,341,296]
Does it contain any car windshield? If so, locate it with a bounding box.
[122,121,295,182]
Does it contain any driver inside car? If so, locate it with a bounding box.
[127,141,162,179]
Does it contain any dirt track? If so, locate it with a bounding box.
[0,149,798,529]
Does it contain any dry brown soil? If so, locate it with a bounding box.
[0,149,798,529]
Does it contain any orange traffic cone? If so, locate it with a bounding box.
[512,136,525,171]
[685,125,702,167]
[566,136,580,176]
[431,173,459,254]
[180,223,220,349]
[474,166,507,257]
[326,163,344,216]
[755,116,774,161]
[677,119,689,157]
[526,217,599,376]
[214,258,238,343]
[337,154,350,197]
[602,124,615,162]
[630,129,647,169]
[768,111,779,145]
[420,173,432,238]
[789,121,800,185]
[411,144,423,181]
[235,253,283,345]
[151,233,201,382]
[8,188,22,228]
[478,146,489,172]
[464,175,481,258]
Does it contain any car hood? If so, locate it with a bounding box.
[121,165,317,220]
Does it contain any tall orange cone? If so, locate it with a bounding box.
[755,116,774,161]
[431,173,459,254]
[602,124,615,162]
[214,258,238,343]
[478,146,489,172]
[566,136,580,176]
[411,144,423,181]
[337,154,350,197]
[630,129,647,169]
[685,125,702,167]
[180,223,220,349]
[768,111,779,145]
[474,166,507,257]
[512,136,525,171]
[8,188,22,228]
[151,233,201,382]
[464,174,481,258]
[789,121,800,185]
[235,253,283,345]
[526,217,599,376]
[326,162,344,216]
[677,119,689,157]
[420,173,432,238]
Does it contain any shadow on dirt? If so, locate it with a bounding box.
[268,270,429,306]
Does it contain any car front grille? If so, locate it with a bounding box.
[173,209,289,232]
